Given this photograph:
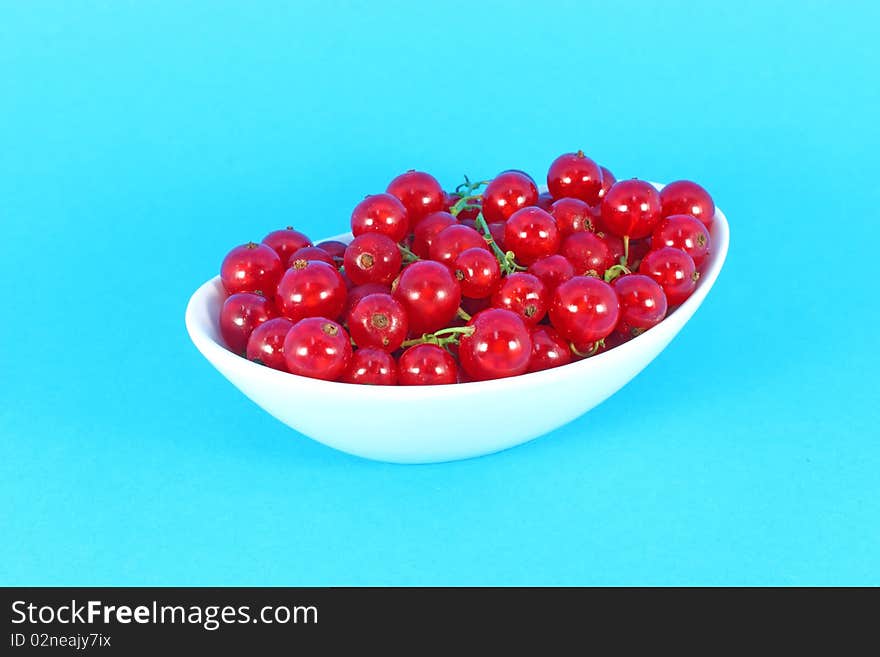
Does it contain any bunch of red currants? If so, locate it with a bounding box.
[217,151,714,385]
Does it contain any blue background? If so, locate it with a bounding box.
[2,1,878,586]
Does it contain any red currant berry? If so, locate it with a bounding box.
[528,325,572,372]
[343,282,391,321]
[560,231,615,277]
[490,272,548,326]
[549,276,620,344]
[611,274,668,337]
[341,348,398,385]
[219,292,276,355]
[459,308,531,381]
[428,224,488,267]
[351,193,410,243]
[283,318,352,381]
[528,254,574,292]
[660,180,715,227]
[276,260,347,321]
[411,211,457,258]
[348,293,408,352]
[316,240,348,263]
[547,150,603,205]
[550,197,596,237]
[246,317,294,371]
[398,344,458,385]
[288,246,335,267]
[343,233,402,286]
[651,214,710,267]
[598,166,616,200]
[386,170,446,226]
[639,247,699,306]
[536,191,555,211]
[453,247,501,299]
[503,207,561,265]
[600,179,662,240]
[481,171,539,223]
[261,228,312,263]
[392,261,462,335]
[220,242,284,297]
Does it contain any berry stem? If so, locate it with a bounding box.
[623,235,630,264]
[603,263,631,283]
[450,194,482,217]
[456,307,472,322]
[400,325,475,349]
[474,212,526,275]
[398,243,420,263]
[570,338,605,358]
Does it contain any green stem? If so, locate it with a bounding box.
[398,243,420,263]
[570,338,605,358]
[450,194,482,217]
[400,325,475,349]
[456,307,472,322]
[604,263,631,283]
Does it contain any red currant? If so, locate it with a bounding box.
[392,260,462,335]
[220,292,276,355]
[276,260,347,321]
[246,317,294,371]
[343,282,391,321]
[611,274,668,337]
[288,246,335,267]
[428,224,488,267]
[660,180,715,227]
[547,151,603,205]
[549,276,620,344]
[528,254,574,292]
[341,348,398,385]
[412,211,457,258]
[283,317,352,381]
[598,166,616,200]
[651,214,710,267]
[386,170,446,226]
[220,242,284,297]
[316,240,347,264]
[398,344,458,385]
[550,197,595,237]
[528,325,572,372]
[453,247,502,299]
[503,207,561,265]
[348,293,408,352]
[261,228,312,263]
[351,193,410,243]
[490,272,548,326]
[343,233,402,286]
[560,231,615,277]
[481,171,539,223]
[639,247,699,306]
[459,308,531,381]
[600,179,662,240]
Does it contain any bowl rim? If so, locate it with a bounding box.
[185,182,729,397]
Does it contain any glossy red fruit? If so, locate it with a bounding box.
[351,193,410,242]
[547,151,603,205]
[398,344,458,385]
[550,197,596,237]
[600,179,662,239]
[261,228,312,263]
[428,224,488,267]
[481,171,539,223]
[528,254,575,292]
[348,293,408,352]
[283,317,352,381]
[343,233,402,286]
[343,282,391,321]
[503,207,561,265]
[341,348,398,385]
[660,180,715,227]
[598,166,616,200]
[316,240,348,263]
[220,242,284,297]
[459,308,532,381]
[288,246,335,267]
[652,214,711,266]
[220,292,276,355]
[549,276,620,344]
[386,170,446,226]
[411,211,457,258]
[246,317,294,371]
[453,247,501,299]
[611,274,668,337]
[490,272,548,326]
[276,260,347,321]
[392,260,461,335]
[536,192,555,211]
[639,247,699,306]
[560,232,615,277]
[528,325,572,372]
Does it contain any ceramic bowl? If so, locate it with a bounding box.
[185,184,729,463]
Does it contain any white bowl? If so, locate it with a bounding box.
[185,185,729,463]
